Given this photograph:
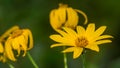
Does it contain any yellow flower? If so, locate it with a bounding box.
[50,3,88,31]
[50,23,113,59]
[4,26,33,61]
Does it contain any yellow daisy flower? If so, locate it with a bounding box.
[50,3,88,31]
[50,23,113,59]
[4,26,33,61]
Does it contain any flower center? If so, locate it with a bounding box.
[75,37,88,48]
[11,29,23,38]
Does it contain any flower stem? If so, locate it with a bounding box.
[82,50,86,68]
[63,47,68,68]
[7,63,14,68]
[27,52,39,68]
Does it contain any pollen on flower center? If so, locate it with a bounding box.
[11,29,23,38]
[75,37,88,48]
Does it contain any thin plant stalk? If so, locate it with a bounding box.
[27,52,39,68]
[63,46,68,68]
[7,63,14,68]
[82,50,86,68]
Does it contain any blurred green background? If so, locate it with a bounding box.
[0,0,120,68]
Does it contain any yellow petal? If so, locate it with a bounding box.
[86,23,95,35]
[56,30,68,37]
[73,47,83,59]
[50,9,61,30]
[50,34,75,46]
[85,44,99,52]
[24,29,33,50]
[50,35,65,42]
[94,26,106,38]
[0,26,19,40]
[50,43,73,48]
[17,36,27,49]
[57,7,66,24]
[5,40,16,61]
[96,40,112,45]
[75,9,88,24]
[11,39,21,56]
[0,43,4,53]
[65,8,78,28]
[96,35,113,40]
[77,26,85,35]
[62,47,75,53]
[62,27,77,39]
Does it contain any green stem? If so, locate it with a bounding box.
[82,50,86,68]
[27,52,39,68]
[63,47,68,68]
[7,63,14,68]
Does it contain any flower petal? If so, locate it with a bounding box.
[85,44,99,52]
[96,35,113,40]
[94,26,106,37]
[50,43,73,48]
[50,9,61,30]
[96,40,112,45]
[25,29,33,50]
[62,27,77,39]
[62,47,75,53]
[5,40,16,61]
[57,7,66,24]
[73,47,83,59]
[86,23,95,35]
[77,26,85,35]
[12,39,21,56]
[75,9,88,24]
[50,35,64,42]
[65,8,78,28]
[0,43,4,53]
[56,30,68,37]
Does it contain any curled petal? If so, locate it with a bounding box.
[25,29,33,50]
[57,7,66,24]
[5,40,16,61]
[75,9,88,24]
[0,26,19,40]
[65,8,78,28]
[50,9,61,30]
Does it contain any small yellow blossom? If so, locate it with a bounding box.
[50,23,113,59]
[50,3,88,31]
[5,27,33,61]
[0,26,33,62]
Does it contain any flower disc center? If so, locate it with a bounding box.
[75,37,88,48]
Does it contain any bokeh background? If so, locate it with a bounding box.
[0,0,120,68]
